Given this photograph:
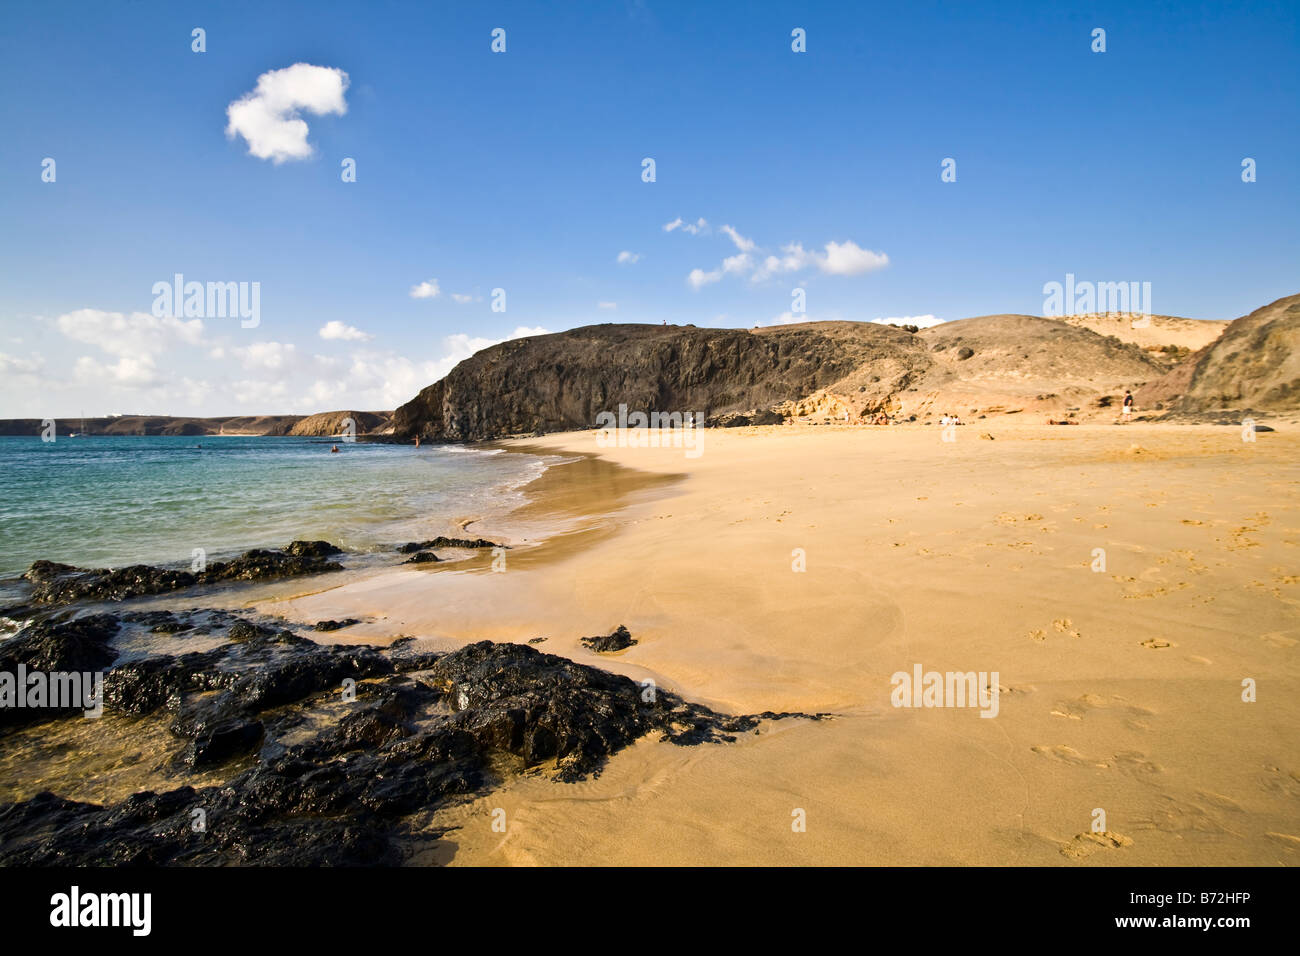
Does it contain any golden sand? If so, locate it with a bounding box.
[256,422,1300,865]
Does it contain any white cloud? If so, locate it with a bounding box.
[719,225,756,252]
[821,240,889,276]
[56,309,205,358]
[751,240,889,282]
[225,63,350,164]
[319,320,372,341]
[687,252,753,290]
[73,354,160,388]
[233,341,297,371]
[450,293,474,304]
[409,279,441,299]
[754,312,805,327]
[616,250,641,264]
[664,217,708,235]
[0,352,44,376]
[597,301,617,310]
[872,315,945,328]
[688,267,722,289]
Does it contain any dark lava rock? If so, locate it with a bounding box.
[957,347,975,360]
[0,614,119,728]
[527,637,547,644]
[284,540,343,559]
[314,618,360,632]
[397,537,502,553]
[402,552,440,564]
[0,613,119,673]
[22,542,346,606]
[0,616,825,866]
[579,625,636,653]
[182,719,264,768]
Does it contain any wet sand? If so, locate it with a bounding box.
[258,422,1300,865]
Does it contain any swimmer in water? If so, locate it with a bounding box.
[331,444,339,453]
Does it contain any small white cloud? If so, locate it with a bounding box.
[450,293,474,304]
[664,216,708,235]
[409,279,441,299]
[821,240,889,276]
[871,314,945,328]
[616,250,641,265]
[225,63,349,164]
[597,301,617,310]
[688,267,722,289]
[319,320,373,341]
[719,225,756,252]
[752,240,889,282]
[755,312,804,327]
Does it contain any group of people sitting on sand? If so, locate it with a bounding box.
[939,413,964,426]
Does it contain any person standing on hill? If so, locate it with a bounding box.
[1121,390,1134,423]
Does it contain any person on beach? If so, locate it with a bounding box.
[1121,390,1134,423]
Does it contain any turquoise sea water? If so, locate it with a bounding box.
[0,435,548,580]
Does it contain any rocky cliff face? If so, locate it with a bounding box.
[391,322,931,441]
[1137,294,1300,417]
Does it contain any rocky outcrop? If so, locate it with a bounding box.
[1137,294,1300,417]
[392,321,929,441]
[287,410,391,437]
[0,611,824,865]
[19,541,344,606]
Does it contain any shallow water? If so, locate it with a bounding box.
[0,435,553,581]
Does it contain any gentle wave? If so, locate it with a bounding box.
[0,436,550,577]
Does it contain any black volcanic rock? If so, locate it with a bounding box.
[0,615,825,865]
[397,536,502,552]
[580,625,637,653]
[314,618,360,632]
[21,541,345,606]
[402,551,440,564]
[0,615,119,728]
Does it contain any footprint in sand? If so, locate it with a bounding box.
[1261,632,1298,649]
[1140,638,1174,649]
[1113,750,1163,777]
[1029,628,1047,642]
[1053,618,1081,639]
[1030,745,1108,768]
[1060,831,1133,859]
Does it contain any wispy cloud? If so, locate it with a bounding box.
[616,250,641,264]
[664,216,708,235]
[719,225,756,252]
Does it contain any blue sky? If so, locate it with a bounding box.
[1,0,1296,417]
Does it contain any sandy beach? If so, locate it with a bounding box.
[254,422,1300,866]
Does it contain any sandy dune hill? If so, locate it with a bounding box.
[1063,312,1230,354]
[908,314,1164,422]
